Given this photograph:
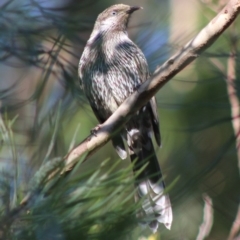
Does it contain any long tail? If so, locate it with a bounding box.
[130,134,172,232]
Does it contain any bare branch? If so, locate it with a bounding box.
[226,21,240,240]
[63,0,240,172]
[228,206,240,240]
[196,194,214,240]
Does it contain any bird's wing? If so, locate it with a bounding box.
[109,40,161,146]
[120,42,161,146]
[132,45,161,146]
[104,41,149,105]
[89,103,105,123]
[91,98,127,159]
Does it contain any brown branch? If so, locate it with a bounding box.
[226,28,240,164]
[226,21,240,240]
[228,206,240,240]
[203,14,240,240]
[196,194,214,240]
[63,0,240,172]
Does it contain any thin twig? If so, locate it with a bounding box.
[226,22,240,240]
[196,194,213,240]
[228,206,240,240]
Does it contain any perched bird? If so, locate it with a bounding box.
[78,4,172,232]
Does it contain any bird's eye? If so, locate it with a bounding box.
[111,11,117,15]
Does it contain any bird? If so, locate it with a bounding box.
[78,4,172,232]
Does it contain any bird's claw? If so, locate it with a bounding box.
[91,124,101,136]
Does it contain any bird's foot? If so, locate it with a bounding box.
[91,124,101,136]
[134,83,141,93]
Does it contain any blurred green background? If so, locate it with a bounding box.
[0,0,239,239]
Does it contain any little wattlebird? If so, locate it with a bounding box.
[78,4,172,232]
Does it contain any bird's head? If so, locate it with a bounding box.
[94,4,142,33]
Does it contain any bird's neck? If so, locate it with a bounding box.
[88,29,129,47]
[86,29,132,60]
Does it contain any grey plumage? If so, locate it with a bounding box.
[78,4,172,232]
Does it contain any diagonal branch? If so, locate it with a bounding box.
[226,20,240,240]
[196,194,214,240]
[63,0,240,172]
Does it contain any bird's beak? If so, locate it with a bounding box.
[127,6,143,14]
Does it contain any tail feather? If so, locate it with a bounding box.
[130,135,172,232]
